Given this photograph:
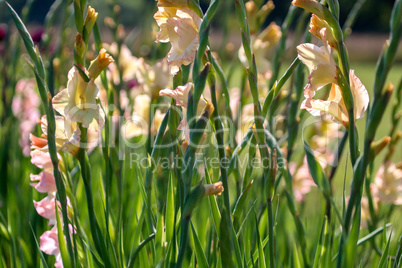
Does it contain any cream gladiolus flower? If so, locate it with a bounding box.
[136,58,171,98]
[297,28,337,96]
[301,70,369,125]
[53,66,104,128]
[154,7,202,75]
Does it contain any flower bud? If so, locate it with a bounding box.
[370,136,391,157]
[84,6,98,33]
[88,48,114,79]
[204,181,224,196]
[246,1,258,34]
[257,1,275,27]
[292,0,325,18]
[157,0,188,7]
[309,14,337,49]
[74,33,86,64]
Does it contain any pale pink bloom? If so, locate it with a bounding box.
[301,70,369,125]
[289,163,316,202]
[297,28,337,96]
[229,88,241,120]
[52,66,104,128]
[34,195,59,225]
[154,7,202,75]
[159,82,193,107]
[30,172,57,193]
[30,150,57,171]
[12,79,41,156]
[371,161,402,205]
[40,226,60,257]
[40,225,75,268]
[159,82,213,144]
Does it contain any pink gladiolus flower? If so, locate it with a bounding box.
[289,163,316,202]
[30,150,57,171]
[159,82,193,107]
[40,227,60,256]
[12,79,41,156]
[34,195,59,225]
[30,172,57,193]
[371,161,402,205]
[154,7,202,75]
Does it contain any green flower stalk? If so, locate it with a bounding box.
[4,2,75,266]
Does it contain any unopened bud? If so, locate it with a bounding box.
[157,0,188,7]
[245,1,258,34]
[257,1,275,25]
[203,100,215,118]
[74,33,85,63]
[84,6,98,30]
[204,181,224,196]
[259,22,281,45]
[113,5,121,15]
[383,82,394,99]
[117,25,125,41]
[292,0,325,19]
[371,136,391,156]
[309,14,336,48]
[88,48,114,79]
[104,17,116,30]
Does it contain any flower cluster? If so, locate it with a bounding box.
[295,3,369,125]
[30,148,69,267]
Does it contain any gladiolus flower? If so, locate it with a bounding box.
[289,163,315,202]
[154,7,202,75]
[30,172,57,193]
[159,83,212,144]
[12,79,40,156]
[52,66,104,128]
[136,58,171,98]
[34,195,59,225]
[40,227,60,256]
[371,161,402,205]
[30,150,59,171]
[301,70,369,125]
[159,82,193,107]
[204,181,224,196]
[297,28,337,95]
